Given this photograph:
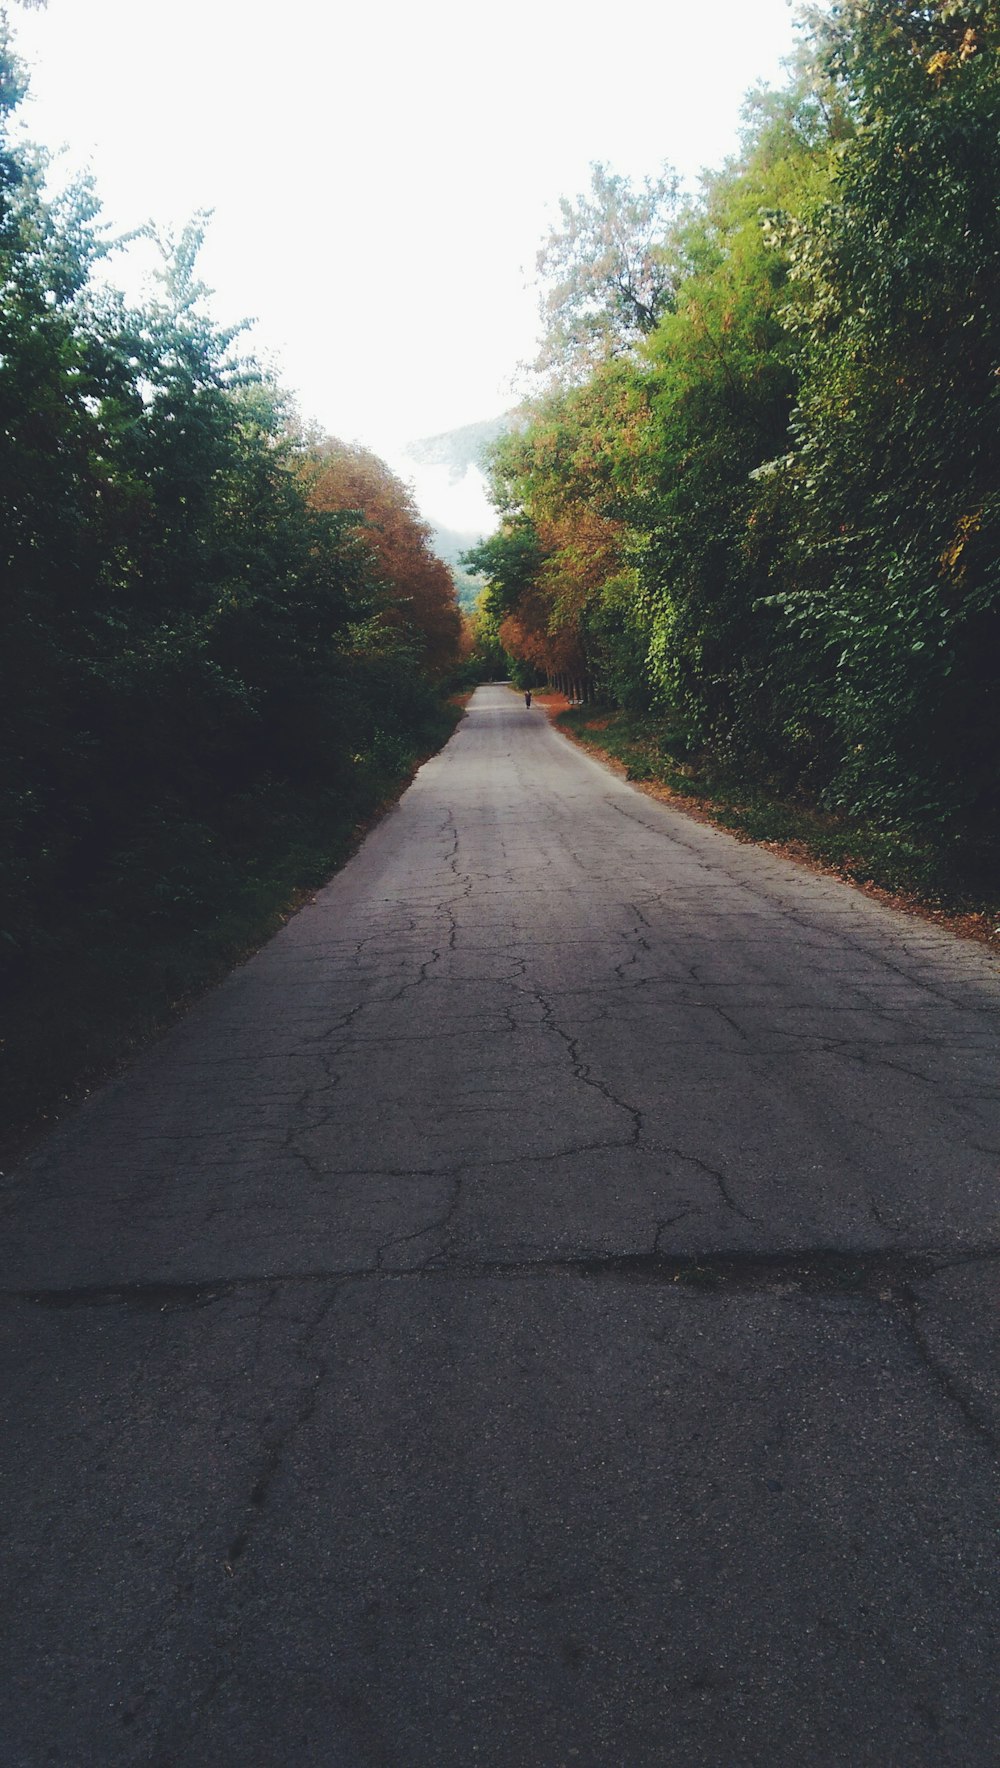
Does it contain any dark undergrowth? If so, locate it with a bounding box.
[557,705,1000,940]
[0,703,461,1173]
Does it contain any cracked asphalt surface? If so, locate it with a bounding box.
[2,683,999,1765]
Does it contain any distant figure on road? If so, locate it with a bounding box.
[524,690,532,709]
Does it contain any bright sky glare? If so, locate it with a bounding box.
[12,0,803,531]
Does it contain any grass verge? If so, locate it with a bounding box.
[550,701,1000,951]
[1,702,464,1173]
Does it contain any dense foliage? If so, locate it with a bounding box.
[475,0,999,880]
[0,14,460,1026]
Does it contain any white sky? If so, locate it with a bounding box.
[11,0,802,532]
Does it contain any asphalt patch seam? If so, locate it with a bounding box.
[15,1246,1000,1309]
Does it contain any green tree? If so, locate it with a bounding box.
[768,0,1000,856]
[0,12,458,970]
[635,80,830,753]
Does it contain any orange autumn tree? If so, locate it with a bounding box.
[306,441,461,678]
[498,584,587,685]
[480,368,643,695]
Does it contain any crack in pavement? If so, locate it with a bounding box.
[374,1174,465,1271]
[894,1294,999,1449]
[302,1000,368,1044]
[600,787,997,1019]
[127,1282,345,1762]
[529,984,645,1146]
[223,1282,342,1572]
[655,1145,755,1223]
[652,1208,704,1251]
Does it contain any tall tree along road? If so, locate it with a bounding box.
[2,684,998,1765]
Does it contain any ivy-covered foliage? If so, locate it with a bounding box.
[771,0,1000,860]
[475,0,999,881]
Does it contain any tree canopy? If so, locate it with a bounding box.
[534,162,680,381]
[0,12,461,999]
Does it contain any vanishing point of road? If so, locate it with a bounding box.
[2,684,999,1765]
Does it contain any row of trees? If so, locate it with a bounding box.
[471,0,999,877]
[0,11,461,981]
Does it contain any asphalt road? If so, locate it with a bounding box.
[3,683,999,1766]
